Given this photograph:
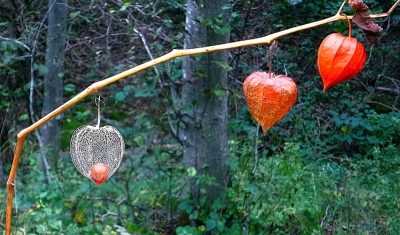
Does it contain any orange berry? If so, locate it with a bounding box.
[89,162,109,185]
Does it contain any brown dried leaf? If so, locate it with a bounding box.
[349,0,383,45]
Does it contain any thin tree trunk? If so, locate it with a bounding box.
[180,0,231,203]
[40,0,67,170]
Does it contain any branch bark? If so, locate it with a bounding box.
[5,0,400,233]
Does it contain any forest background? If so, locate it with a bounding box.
[0,0,400,234]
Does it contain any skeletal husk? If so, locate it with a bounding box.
[70,125,125,183]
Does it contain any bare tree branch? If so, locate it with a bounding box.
[376,86,400,94]
[0,36,31,51]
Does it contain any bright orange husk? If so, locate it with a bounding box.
[243,71,298,133]
[318,33,366,91]
[90,162,109,185]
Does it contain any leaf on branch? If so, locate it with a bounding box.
[349,0,383,45]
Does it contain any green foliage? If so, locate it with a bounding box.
[0,84,10,110]
[174,82,400,234]
[172,72,400,234]
[1,109,185,234]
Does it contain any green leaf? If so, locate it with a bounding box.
[134,89,157,98]
[115,91,127,101]
[187,167,197,177]
[36,64,48,76]
[18,114,29,121]
[212,200,222,210]
[123,85,132,92]
[214,61,233,71]
[178,200,194,213]
[221,4,233,10]
[64,83,76,92]
[36,226,45,234]
[119,2,130,11]
[134,136,144,146]
[217,219,225,231]
[58,72,65,78]
[246,185,259,194]
[47,220,62,230]
[205,219,216,231]
[70,11,80,18]
[213,84,227,97]
[287,0,303,5]
[189,210,199,220]
[209,211,218,220]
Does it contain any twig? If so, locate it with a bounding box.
[167,112,177,136]
[312,173,319,224]
[133,27,162,85]
[116,198,126,227]
[363,45,374,69]
[320,205,330,227]
[95,95,102,128]
[376,86,400,94]
[133,27,180,137]
[100,211,118,220]
[5,1,400,233]
[117,198,126,206]
[252,124,260,174]
[65,33,129,51]
[366,100,399,112]
[386,0,400,15]
[0,36,31,52]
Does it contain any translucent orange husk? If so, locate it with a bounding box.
[243,71,298,133]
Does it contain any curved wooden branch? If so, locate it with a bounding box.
[5,0,399,233]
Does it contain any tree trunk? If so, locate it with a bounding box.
[180,0,230,203]
[40,0,67,170]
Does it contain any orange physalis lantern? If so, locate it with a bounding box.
[317,16,366,91]
[243,71,298,134]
